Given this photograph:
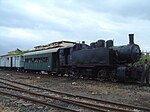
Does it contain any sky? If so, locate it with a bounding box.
[0,0,150,55]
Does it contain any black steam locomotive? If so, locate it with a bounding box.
[59,34,141,82]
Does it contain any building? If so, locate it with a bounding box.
[34,41,75,50]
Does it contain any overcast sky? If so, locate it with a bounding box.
[0,0,150,55]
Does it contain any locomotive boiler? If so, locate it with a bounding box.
[111,34,141,64]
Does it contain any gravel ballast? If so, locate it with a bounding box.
[0,70,150,112]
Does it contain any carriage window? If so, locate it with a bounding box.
[25,57,48,63]
[16,56,19,60]
[34,58,41,62]
[34,58,38,62]
[17,56,19,59]
[38,58,40,62]
[25,58,32,63]
[43,57,48,62]
[25,59,29,62]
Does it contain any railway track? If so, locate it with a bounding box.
[0,77,150,112]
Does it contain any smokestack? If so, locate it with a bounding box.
[82,41,86,49]
[129,34,134,44]
[82,41,85,44]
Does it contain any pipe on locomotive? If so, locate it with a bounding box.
[129,34,134,44]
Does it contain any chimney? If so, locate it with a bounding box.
[82,41,86,49]
[129,34,134,44]
[82,41,85,44]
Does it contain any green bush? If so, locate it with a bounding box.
[136,53,150,64]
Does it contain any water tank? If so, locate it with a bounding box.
[106,40,113,48]
[96,40,105,48]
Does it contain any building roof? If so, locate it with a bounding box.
[0,54,23,58]
[23,47,60,56]
[34,40,75,50]
[59,44,75,49]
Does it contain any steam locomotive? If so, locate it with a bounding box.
[0,34,141,82]
[59,34,141,82]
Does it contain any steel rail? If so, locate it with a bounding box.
[0,77,150,112]
[0,90,78,112]
[0,84,132,112]
[0,85,106,112]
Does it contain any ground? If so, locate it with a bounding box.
[0,70,150,112]
[0,103,19,112]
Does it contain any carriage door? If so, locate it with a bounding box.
[11,57,13,67]
[64,48,70,65]
[59,48,70,66]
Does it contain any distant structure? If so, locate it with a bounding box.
[143,52,150,56]
[34,41,75,50]
[4,41,76,56]
[8,49,23,55]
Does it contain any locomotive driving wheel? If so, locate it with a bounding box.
[70,69,80,79]
[97,69,107,81]
[109,71,118,82]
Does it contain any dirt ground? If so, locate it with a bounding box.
[0,102,20,112]
[0,70,150,112]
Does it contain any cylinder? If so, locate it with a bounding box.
[129,34,134,44]
[106,40,113,48]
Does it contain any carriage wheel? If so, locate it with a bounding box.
[109,71,118,82]
[97,69,107,81]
